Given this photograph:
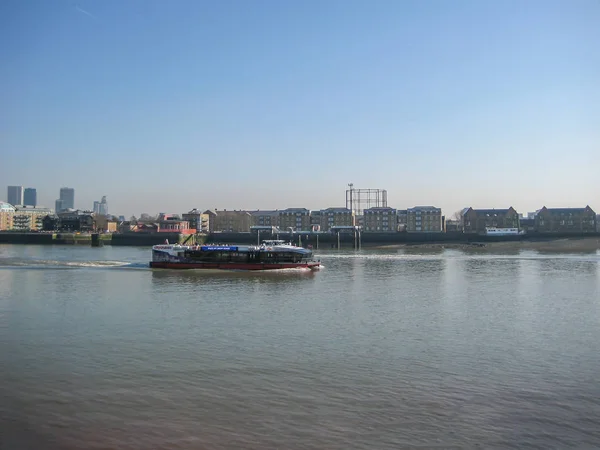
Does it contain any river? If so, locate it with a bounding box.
[1,244,599,449]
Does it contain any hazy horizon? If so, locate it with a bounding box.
[2,0,598,217]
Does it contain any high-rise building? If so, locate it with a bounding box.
[23,188,37,207]
[58,187,75,211]
[55,199,64,213]
[7,186,24,206]
[99,196,108,215]
[93,196,108,215]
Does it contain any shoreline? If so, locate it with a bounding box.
[366,237,600,252]
[0,232,599,253]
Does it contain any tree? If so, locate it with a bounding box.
[451,210,464,222]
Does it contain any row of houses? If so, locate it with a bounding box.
[166,205,599,235]
[459,206,597,234]
[0,204,118,233]
[175,206,445,234]
[1,203,598,235]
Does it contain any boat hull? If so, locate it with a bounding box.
[149,261,321,271]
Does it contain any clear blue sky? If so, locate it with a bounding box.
[2,0,599,217]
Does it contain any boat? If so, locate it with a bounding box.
[149,240,321,270]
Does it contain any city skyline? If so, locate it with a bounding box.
[1,183,598,220]
[2,1,599,216]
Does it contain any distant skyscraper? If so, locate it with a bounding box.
[58,187,75,210]
[93,196,108,215]
[55,199,64,213]
[99,196,108,215]
[23,188,37,207]
[7,186,24,206]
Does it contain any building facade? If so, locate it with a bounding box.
[407,206,443,232]
[56,210,94,232]
[94,215,118,233]
[0,202,15,230]
[23,188,37,207]
[363,207,397,232]
[12,206,54,231]
[156,218,195,234]
[462,207,519,234]
[396,210,408,232]
[534,206,596,233]
[202,209,252,233]
[7,186,24,206]
[309,210,322,231]
[278,208,311,231]
[319,207,354,232]
[250,210,280,229]
[519,218,536,233]
[182,208,203,231]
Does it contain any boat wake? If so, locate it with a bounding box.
[0,259,146,269]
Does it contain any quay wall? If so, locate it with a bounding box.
[205,231,600,246]
[0,231,598,247]
[0,232,55,244]
[111,232,188,246]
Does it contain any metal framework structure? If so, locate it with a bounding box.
[345,183,388,216]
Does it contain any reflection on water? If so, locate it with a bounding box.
[150,267,318,285]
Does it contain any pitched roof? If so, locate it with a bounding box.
[470,208,513,216]
[321,207,352,213]
[248,210,279,216]
[541,206,593,215]
[364,206,396,212]
[281,208,310,213]
[407,206,440,212]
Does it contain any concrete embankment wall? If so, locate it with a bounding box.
[0,232,55,244]
[205,231,600,247]
[1,231,598,246]
[111,232,186,246]
[0,232,184,246]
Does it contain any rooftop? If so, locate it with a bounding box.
[0,202,16,212]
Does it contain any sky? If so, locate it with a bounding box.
[1,0,599,217]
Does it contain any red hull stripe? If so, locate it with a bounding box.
[149,262,321,270]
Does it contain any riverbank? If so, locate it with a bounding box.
[369,237,600,252]
[1,231,599,251]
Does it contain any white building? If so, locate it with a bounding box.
[0,202,16,230]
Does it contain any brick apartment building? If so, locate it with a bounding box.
[534,206,596,233]
[462,207,519,234]
[406,206,443,232]
[319,207,354,232]
[278,208,311,231]
[202,209,252,233]
[363,207,397,232]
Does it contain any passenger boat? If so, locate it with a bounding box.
[149,240,321,270]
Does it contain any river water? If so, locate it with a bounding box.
[1,244,600,449]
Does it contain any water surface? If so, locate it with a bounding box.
[1,245,600,449]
